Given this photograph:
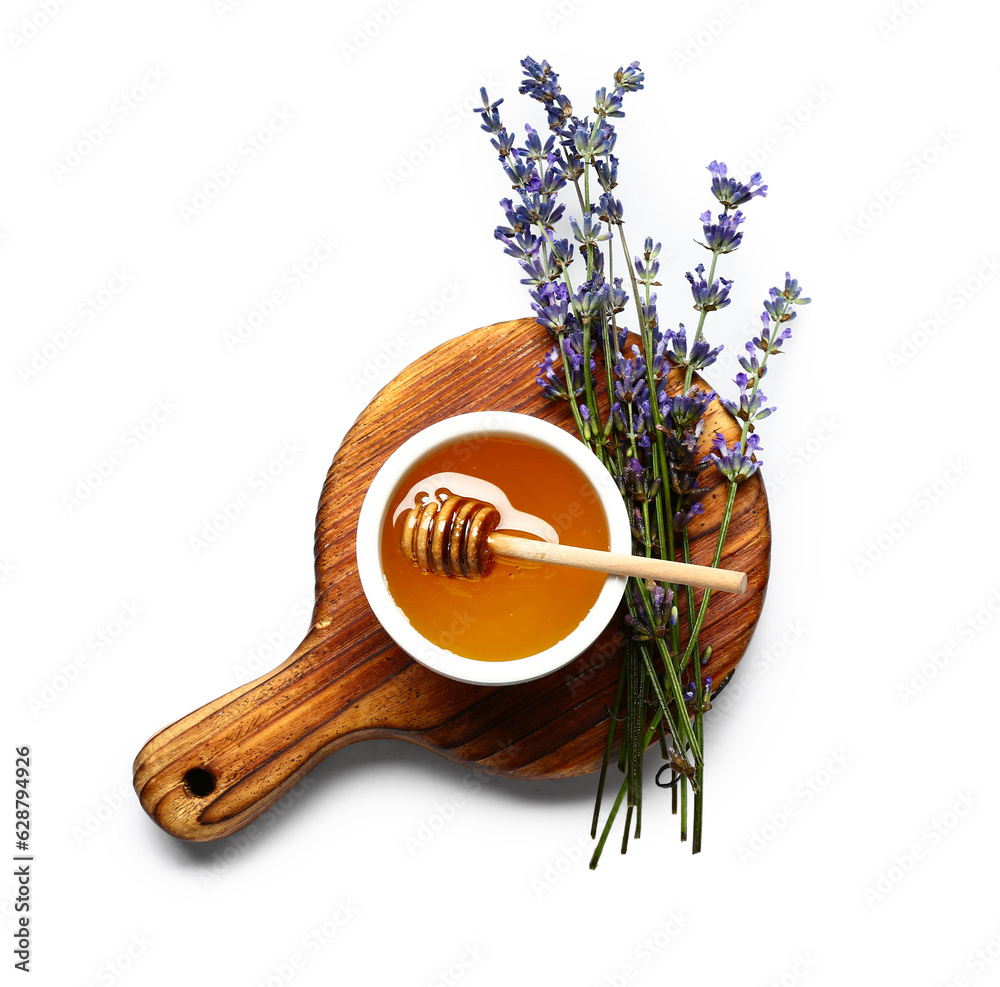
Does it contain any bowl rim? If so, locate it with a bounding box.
[355,411,630,686]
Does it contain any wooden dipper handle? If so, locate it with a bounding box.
[401,496,746,594]
[489,532,747,595]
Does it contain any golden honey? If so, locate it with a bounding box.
[380,434,609,661]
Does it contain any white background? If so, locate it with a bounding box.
[3,1,998,984]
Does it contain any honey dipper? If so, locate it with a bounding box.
[399,494,747,594]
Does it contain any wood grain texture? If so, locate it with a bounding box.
[133,317,771,842]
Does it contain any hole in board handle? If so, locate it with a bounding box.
[183,767,216,797]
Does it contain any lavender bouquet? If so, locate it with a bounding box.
[476,57,810,862]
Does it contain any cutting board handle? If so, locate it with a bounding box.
[132,624,365,842]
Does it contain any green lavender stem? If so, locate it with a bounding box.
[635,581,702,762]
[592,658,628,838]
[684,325,772,665]
[692,683,707,853]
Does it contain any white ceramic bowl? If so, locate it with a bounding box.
[355,411,630,686]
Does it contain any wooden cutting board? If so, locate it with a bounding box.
[133,317,771,841]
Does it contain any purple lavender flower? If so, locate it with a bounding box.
[573,283,610,322]
[707,161,768,209]
[547,237,574,271]
[594,86,625,118]
[614,61,645,93]
[752,312,792,360]
[707,432,763,482]
[536,346,565,400]
[518,249,562,286]
[537,330,594,402]
[738,340,763,377]
[639,294,658,332]
[495,197,530,236]
[673,501,704,530]
[599,192,624,224]
[476,88,505,136]
[531,291,571,332]
[569,207,612,248]
[518,57,573,130]
[523,124,557,163]
[720,373,775,422]
[663,325,723,371]
[608,276,628,314]
[562,328,596,384]
[520,192,565,230]
[613,351,648,404]
[685,263,733,312]
[534,166,567,197]
[572,120,616,160]
[625,580,675,642]
[491,128,515,158]
[764,272,811,324]
[594,155,619,191]
[501,155,534,190]
[662,388,716,432]
[698,209,746,254]
[530,279,569,310]
[496,229,539,262]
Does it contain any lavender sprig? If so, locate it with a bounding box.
[684,274,812,669]
[474,58,809,864]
